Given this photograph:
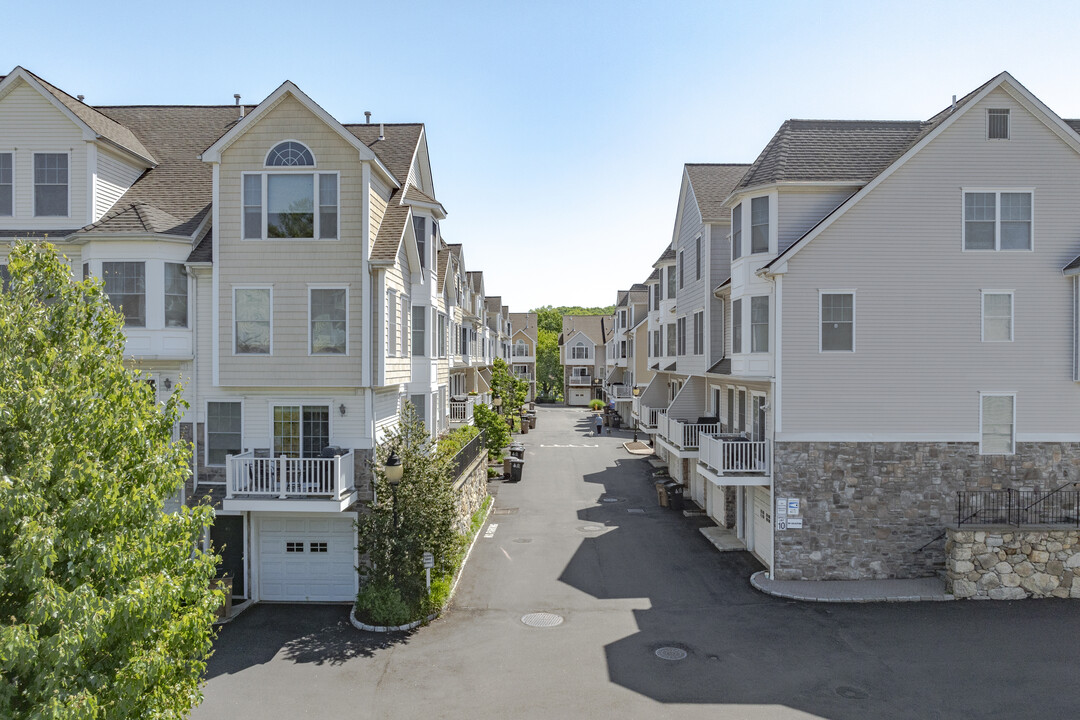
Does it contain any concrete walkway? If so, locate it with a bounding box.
[751,571,953,602]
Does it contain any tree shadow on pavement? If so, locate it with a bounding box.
[204,603,412,679]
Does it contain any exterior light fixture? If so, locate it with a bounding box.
[383,450,403,485]
[163,378,173,390]
[339,403,347,416]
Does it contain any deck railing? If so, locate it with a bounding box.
[447,430,487,483]
[225,450,355,500]
[569,374,592,386]
[607,385,633,399]
[699,435,770,475]
[449,399,472,423]
[663,419,718,450]
[957,488,1080,527]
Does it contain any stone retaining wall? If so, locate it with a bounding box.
[452,454,488,535]
[771,441,1080,581]
[946,527,1080,599]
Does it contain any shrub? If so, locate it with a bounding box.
[589,399,606,410]
[473,402,511,459]
[423,575,453,616]
[437,424,480,460]
[356,580,413,627]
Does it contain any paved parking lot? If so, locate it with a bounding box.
[194,406,1080,720]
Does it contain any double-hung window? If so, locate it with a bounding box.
[164,263,188,328]
[34,153,68,217]
[413,216,427,270]
[732,299,743,353]
[571,341,589,360]
[731,204,743,260]
[981,291,1013,342]
[963,191,1032,251]
[310,288,347,354]
[676,317,686,355]
[695,237,702,280]
[652,283,660,310]
[980,393,1015,455]
[820,292,854,352]
[205,401,242,466]
[751,296,769,352]
[750,196,769,254]
[234,287,271,354]
[437,312,447,356]
[273,404,330,457]
[0,153,12,216]
[102,262,146,327]
[678,251,684,289]
[666,266,676,299]
[242,142,338,240]
[666,323,676,356]
[412,305,426,356]
[387,292,398,355]
[693,311,704,355]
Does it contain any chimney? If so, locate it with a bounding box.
[378,122,385,141]
[234,94,244,118]
[364,111,371,124]
[76,94,85,103]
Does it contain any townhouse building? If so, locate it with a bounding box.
[0,67,513,604]
[632,72,1080,582]
[603,286,648,421]
[509,311,538,401]
[560,314,608,405]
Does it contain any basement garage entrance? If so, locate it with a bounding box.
[568,388,589,405]
[751,486,772,570]
[256,514,357,602]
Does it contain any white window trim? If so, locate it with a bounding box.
[986,109,1010,141]
[204,398,244,470]
[232,285,273,355]
[387,290,398,357]
[263,139,318,168]
[961,187,1035,252]
[267,399,336,458]
[307,284,349,356]
[0,149,14,218]
[240,170,340,242]
[32,150,71,219]
[979,391,1016,456]
[164,261,190,329]
[980,289,1014,343]
[818,289,856,353]
[750,295,770,354]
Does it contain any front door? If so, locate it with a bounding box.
[210,514,245,597]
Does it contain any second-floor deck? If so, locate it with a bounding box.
[224,450,357,511]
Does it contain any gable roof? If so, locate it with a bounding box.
[652,244,675,268]
[370,189,411,263]
[6,67,157,165]
[436,240,451,293]
[761,72,1080,275]
[685,164,750,221]
[345,123,423,188]
[562,315,605,345]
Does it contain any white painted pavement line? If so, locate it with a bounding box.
[483,523,498,539]
[538,444,599,448]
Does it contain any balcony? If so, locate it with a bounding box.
[450,396,485,427]
[699,435,770,476]
[224,451,357,511]
[514,371,534,381]
[607,384,633,399]
[569,374,593,386]
[639,406,664,430]
[658,416,718,451]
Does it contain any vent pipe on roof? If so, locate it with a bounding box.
[234,94,244,119]
[364,111,372,124]
[378,122,385,141]
[951,95,957,113]
[76,95,84,103]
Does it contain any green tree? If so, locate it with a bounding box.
[490,357,527,416]
[472,402,510,460]
[536,329,562,399]
[357,402,460,624]
[0,240,219,720]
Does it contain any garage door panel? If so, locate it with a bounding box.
[257,515,356,602]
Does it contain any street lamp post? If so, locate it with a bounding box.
[383,449,404,530]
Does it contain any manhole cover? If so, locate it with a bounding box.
[655,647,688,661]
[601,497,623,503]
[513,538,532,544]
[578,525,604,533]
[835,686,869,700]
[521,613,563,628]
[627,508,646,515]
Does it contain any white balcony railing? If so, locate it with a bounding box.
[569,374,592,386]
[640,406,663,430]
[660,418,718,450]
[226,451,355,500]
[515,371,534,381]
[450,399,472,423]
[607,385,633,399]
[699,435,770,475]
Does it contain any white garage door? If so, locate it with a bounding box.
[751,486,772,571]
[257,515,356,602]
[569,388,589,405]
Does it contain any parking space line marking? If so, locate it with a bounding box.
[484,523,498,539]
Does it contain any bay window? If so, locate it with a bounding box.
[102,261,146,327]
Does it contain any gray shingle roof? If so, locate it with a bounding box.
[685,164,750,221]
[706,358,730,375]
[187,230,213,263]
[653,244,675,268]
[1063,254,1080,275]
[81,202,184,235]
[370,189,409,263]
[344,123,423,187]
[403,185,439,205]
[644,268,660,284]
[1065,120,1080,134]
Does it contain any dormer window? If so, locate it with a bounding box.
[988,109,1009,140]
[266,141,315,167]
[243,142,338,240]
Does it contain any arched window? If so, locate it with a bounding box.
[514,339,529,357]
[265,141,314,167]
[571,341,590,360]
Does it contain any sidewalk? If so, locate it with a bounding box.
[751,571,953,603]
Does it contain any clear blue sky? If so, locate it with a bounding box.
[7,0,1080,311]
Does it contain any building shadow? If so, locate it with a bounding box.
[204,603,412,679]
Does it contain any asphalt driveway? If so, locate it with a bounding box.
[194,406,1080,720]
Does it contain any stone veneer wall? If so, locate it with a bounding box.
[946,527,1080,599]
[452,454,489,535]
[771,441,1080,581]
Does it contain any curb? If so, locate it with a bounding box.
[351,496,494,633]
[750,570,955,603]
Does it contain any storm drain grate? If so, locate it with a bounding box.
[601,497,623,503]
[655,647,688,661]
[513,538,532,544]
[627,508,646,515]
[492,507,519,515]
[521,613,564,628]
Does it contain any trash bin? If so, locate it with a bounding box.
[508,457,525,482]
[665,481,685,512]
[655,480,670,508]
[520,418,529,434]
[611,414,622,429]
[527,413,537,429]
[503,457,513,476]
[508,443,525,460]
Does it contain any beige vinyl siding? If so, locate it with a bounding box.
[373,387,402,443]
[777,186,859,254]
[0,80,88,228]
[216,94,364,387]
[780,87,1080,438]
[231,390,369,453]
[369,179,389,253]
[674,178,707,376]
[383,241,412,386]
[94,148,142,221]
